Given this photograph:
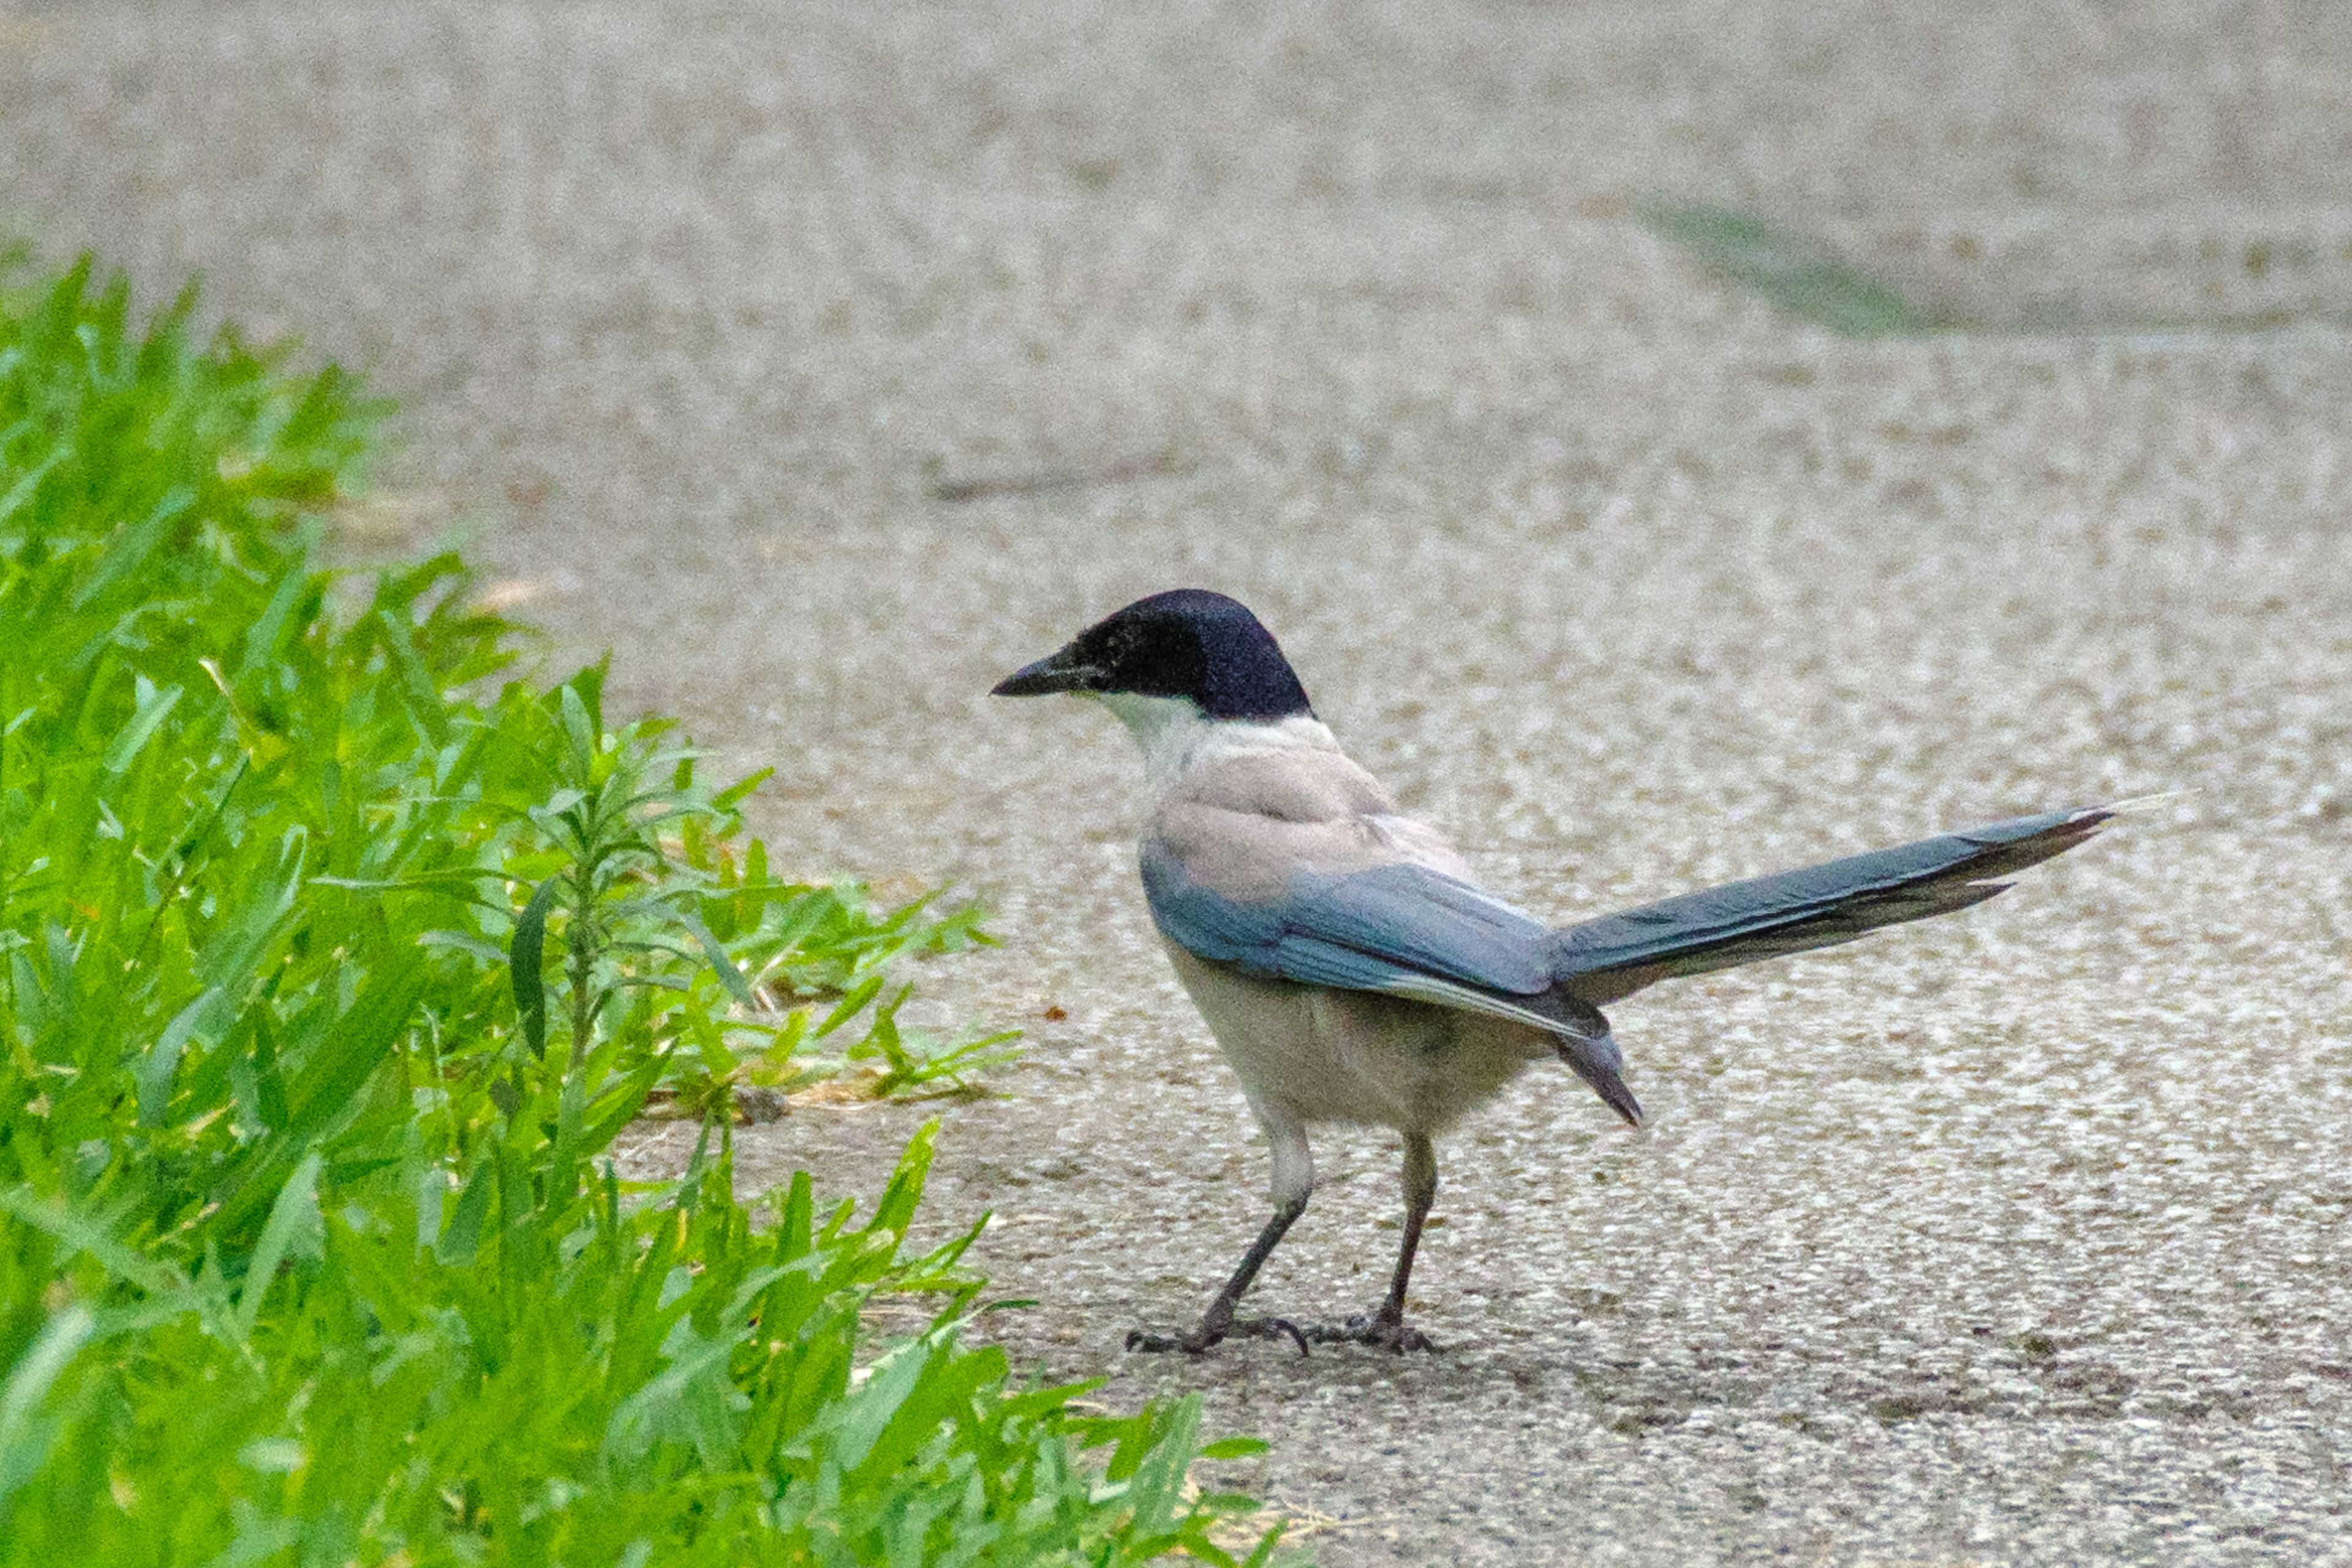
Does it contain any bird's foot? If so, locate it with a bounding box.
[1126,1316,1311,1357]
[1301,1311,1437,1354]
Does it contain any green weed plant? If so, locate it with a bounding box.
[0,252,1284,1564]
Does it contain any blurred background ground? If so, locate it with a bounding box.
[6,2,2352,1561]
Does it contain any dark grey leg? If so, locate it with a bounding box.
[1129,1107,1317,1356]
[1305,1133,1439,1352]
[1381,1133,1439,1327]
[1127,1192,1312,1355]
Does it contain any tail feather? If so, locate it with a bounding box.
[1555,1026,1643,1127]
[1524,992,1643,1126]
[1552,805,2111,1005]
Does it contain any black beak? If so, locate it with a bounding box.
[990,644,1099,697]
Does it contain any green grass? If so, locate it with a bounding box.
[1635,201,1945,339]
[0,250,1288,1565]
[1635,200,2352,340]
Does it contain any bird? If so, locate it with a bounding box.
[992,588,2113,1355]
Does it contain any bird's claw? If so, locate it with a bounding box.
[1126,1316,1311,1357]
[1234,1316,1312,1355]
[1302,1313,1437,1354]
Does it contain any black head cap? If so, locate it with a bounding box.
[991,590,1314,722]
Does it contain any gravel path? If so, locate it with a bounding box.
[9,4,2352,1560]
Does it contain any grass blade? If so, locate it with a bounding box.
[0,1304,96,1509]
[134,986,219,1129]
[100,677,183,774]
[236,1153,322,1340]
[1637,201,1942,338]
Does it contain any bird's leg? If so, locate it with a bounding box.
[1378,1134,1439,1341]
[1129,1112,1314,1355]
[1305,1133,1439,1352]
[1126,1193,1311,1355]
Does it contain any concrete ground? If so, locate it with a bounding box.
[8,2,2352,1561]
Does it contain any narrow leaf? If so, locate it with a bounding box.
[711,766,774,812]
[101,677,183,774]
[1637,201,1942,338]
[417,929,509,965]
[0,1303,96,1506]
[511,875,562,1060]
[237,1152,323,1340]
[1198,1437,1271,1460]
[679,908,758,1011]
[437,1156,496,1266]
[0,1189,183,1296]
[815,972,886,1038]
[134,986,219,1128]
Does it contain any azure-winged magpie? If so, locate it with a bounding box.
[995,589,2111,1354]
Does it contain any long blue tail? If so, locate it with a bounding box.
[1552,806,2113,1006]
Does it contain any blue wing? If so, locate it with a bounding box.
[1142,843,1559,1009]
[1142,843,1637,1120]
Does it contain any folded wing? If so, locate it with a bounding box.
[1145,848,1550,997]
[1142,843,1642,1122]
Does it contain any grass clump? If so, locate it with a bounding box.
[0,251,1286,1564]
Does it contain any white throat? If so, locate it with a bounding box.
[1093,692,1334,799]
